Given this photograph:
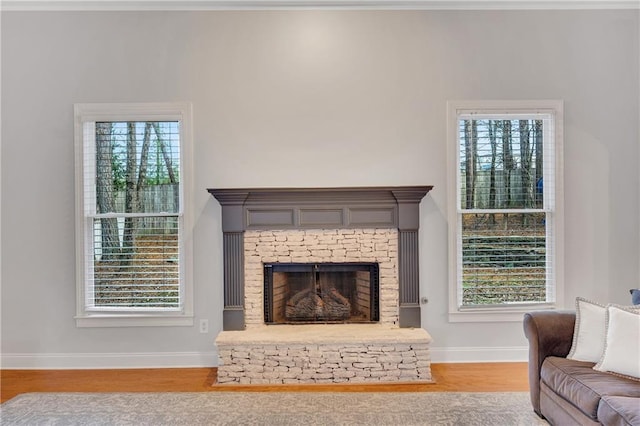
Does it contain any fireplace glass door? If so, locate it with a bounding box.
[264,263,379,324]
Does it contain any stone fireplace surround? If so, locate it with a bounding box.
[209,186,433,384]
[247,228,396,326]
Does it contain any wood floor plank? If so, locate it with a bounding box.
[0,363,529,403]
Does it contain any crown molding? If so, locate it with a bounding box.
[1,0,639,11]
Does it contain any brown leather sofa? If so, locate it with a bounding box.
[523,311,640,425]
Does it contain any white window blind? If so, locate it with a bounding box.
[75,103,193,326]
[84,121,181,310]
[447,101,563,320]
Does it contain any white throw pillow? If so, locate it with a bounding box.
[567,297,608,363]
[594,305,640,379]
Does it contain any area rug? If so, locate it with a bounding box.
[1,391,548,425]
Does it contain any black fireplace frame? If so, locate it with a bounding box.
[263,262,380,324]
[208,186,433,331]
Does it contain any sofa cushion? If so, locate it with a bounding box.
[567,298,608,363]
[598,396,640,426]
[540,382,601,426]
[540,356,640,420]
[594,305,640,379]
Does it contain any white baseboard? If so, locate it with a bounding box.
[429,346,528,363]
[1,352,218,370]
[2,346,527,369]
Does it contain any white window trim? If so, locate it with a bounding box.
[446,100,565,322]
[74,102,194,327]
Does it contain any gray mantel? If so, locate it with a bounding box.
[208,186,433,330]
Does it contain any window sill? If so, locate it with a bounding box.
[75,314,194,328]
[448,304,557,323]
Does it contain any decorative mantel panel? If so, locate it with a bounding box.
[208,186,433,331]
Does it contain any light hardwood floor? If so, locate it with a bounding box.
[0,363,528,403]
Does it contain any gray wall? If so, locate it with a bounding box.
[2,9,638,366]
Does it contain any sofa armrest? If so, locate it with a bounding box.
[523,310,576,416]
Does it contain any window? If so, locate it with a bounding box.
[74,103,193,327]
[447,101,564,322]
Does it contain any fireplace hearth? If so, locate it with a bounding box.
[264,262,379,324]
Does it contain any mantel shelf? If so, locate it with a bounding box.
[207,186,433,206]
[208,186,433,232]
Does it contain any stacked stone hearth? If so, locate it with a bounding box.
[209,187,433,385]
[215,325,432,384]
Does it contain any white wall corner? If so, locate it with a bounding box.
[1,352,218,370]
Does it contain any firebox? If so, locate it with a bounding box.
[263,263,379,324]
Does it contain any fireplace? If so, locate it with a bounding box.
[208,186,433,330]
[208,187,434,384]
[264,262,379,324]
